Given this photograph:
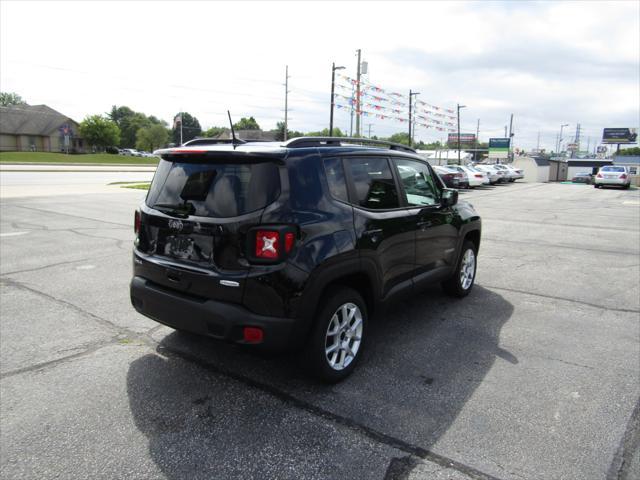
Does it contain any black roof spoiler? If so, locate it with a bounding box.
[282,137,416,153]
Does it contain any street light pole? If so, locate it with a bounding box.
[329,63,345,136]
[457,104,466,164]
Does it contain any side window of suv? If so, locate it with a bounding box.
[345,157,400,209]
[323,157,349,202]
[393,158,441,207]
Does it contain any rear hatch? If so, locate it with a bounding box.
[135,151,283,303]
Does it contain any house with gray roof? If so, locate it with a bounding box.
[0,104,86,152]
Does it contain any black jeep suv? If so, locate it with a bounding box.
[130,137,481,382]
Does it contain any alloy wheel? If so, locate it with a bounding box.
[325,302,363,371]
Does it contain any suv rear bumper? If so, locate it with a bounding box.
[130,276,296,350]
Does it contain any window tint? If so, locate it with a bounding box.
[146,158,280,218]
[601,166,625,172]
[394,158,440,207]
[323,157,348,202]
[345,157,399,209]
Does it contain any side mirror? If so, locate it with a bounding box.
[441,188,458,207]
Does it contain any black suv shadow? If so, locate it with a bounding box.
[127,285,514,479]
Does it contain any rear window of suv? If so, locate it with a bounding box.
[146,158,280,218]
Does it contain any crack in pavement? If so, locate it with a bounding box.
[482,285,640,314]
[0,252,124,276]
[483,236,639,256]
[0,279,505,480]
[6,204,130,227]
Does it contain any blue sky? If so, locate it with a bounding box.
[1,0,638,151]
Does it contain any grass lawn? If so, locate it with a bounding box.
[0,152,158,165]
[120,183,151,190]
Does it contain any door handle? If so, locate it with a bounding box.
[417,220,432,228]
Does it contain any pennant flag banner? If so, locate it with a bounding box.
[334,103,457,133]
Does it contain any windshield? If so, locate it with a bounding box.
[146,158,280,218]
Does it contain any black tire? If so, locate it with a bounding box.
[623,184,631,190]
[305,286,367,383]
[594,184,599,188]
[442,240,477,298]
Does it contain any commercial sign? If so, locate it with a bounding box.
[447,133,476,148]
[488,138,510,159]
[602,128,637,144]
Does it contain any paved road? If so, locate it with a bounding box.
[0,169,154,198]
[1,182,638,479]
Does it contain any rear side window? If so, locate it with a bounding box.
[146,159,280,218]
[345,157,399,209]
[394,158,441,207]
[323,157,348,202]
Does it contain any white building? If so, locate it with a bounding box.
[513,156,550,182]
[416,150,472,165]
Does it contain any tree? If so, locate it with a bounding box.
[618,146,640,156]
[172,112,202,144]
[232,116,260,131]
[272,121,305,141]
[79,115,120,150]
[0,92,26,106]
[306,127,344,137]
[386,132,411,146]
[136,124,168,152]
[109,105,167,148]
[202,126,229,138]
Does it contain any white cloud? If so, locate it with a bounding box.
[1,0,638,151]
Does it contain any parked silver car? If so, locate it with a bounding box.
[594,166,631,189]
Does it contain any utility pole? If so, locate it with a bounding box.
[508,114,514,161]
[536,131,541,150]
[557,123,569,155]
[367,123,373,138]
[573,123,581,157]
[457,103,466,164]
[504,126,508,137]
[475,119,480,161]
[329,63,345,136]
[355,49,361,137]
[349,83,355,137]
[409,90,419,148]
[284,65,290,141]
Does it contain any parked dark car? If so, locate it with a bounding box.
[130,137,482,382]
[433,165,464,188]
[571,172,593,184]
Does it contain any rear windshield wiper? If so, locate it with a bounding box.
[152,202,195,217]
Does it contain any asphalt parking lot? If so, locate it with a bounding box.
[1,179,639,480]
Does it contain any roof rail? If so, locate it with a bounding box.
[283,136,416,153]
[183,137,246,146]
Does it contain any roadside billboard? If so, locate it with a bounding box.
[447,133,476,148]
[602,128,637,144]
[488,137,510,159]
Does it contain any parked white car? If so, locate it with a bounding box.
[119,149,143,157]
[473,164,504,184]
[492,164,518,182]
[499,164,524,181]
[594,166,631,189]
[447,165,487,187]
